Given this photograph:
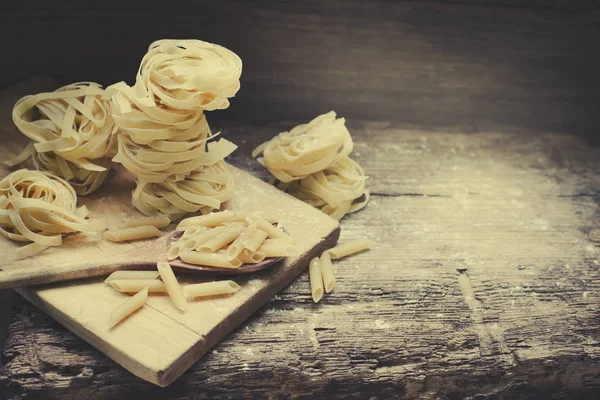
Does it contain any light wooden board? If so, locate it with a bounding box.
[0,78,340,386]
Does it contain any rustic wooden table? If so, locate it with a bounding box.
[1,1,599,399]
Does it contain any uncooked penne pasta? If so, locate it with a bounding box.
[103,225,162,242]
[123,215,170,229]
[167,242,182,260]
[105,270,160,283]
[258,239,296,257]
[109,287,148,328]
[157,262,187,311]
[250,216,287,239]
[326,238,374,260]
[183,280,241,299]
[237,249,266,264]
[179,251,242,268]
[227,222,257,261]
[15,242,50,259]
[196,225,244,252]
[309,257,324,303]
[176,210,241,230]
[243,229,268,252]
[109,279,167,293]
[185,225,227,249]
[320,252,335,293]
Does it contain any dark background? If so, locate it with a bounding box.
[0,0,598,142]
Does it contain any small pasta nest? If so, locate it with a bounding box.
[252,111,353,183]
[0,169,104,258]
[11,82,118,175]
[278,156,370,220]
[132,161,235,221]
[169,211,295,268]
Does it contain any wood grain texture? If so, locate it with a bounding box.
[0,79,340,387]
[1,115,600,397]
[0,1,598,141]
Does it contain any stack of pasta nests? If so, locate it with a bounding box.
[108,39,243,221]
[10,82,118,195]
[253,111,369,220]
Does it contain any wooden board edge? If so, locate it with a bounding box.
[156,226,341,387]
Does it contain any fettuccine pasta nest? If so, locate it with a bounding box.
[132,160,235,220]
[10,82,117,194]
[252,111,353,183]
[0,169,104,258]
[278,156,370,220]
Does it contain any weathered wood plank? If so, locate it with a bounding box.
[1,120,599,398]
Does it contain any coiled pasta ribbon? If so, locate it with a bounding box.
[10,82,117,194]
[278,156,370,220]
[0,169,104,258]
[252,111,353,183]
[109,39,242,219]
[132,161,234,220]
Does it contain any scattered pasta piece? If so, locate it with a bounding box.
[109,287,148,328]
[184,280,241,299]
[253,112,369,219]
[309,257,324,303]
[103,225,162,242]
[10,82,117,195]
[123,215,171,229]
[157,261,187,311]
[326,238,374,260]
[0,169,104,257]
[104,270,160,283]
[109,279,167,293]
[320,252,335,293]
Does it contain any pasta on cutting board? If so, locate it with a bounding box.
[10,82,118,195]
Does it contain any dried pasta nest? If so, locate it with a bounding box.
[138,39,243,112]
[32,151,112,196]
[132,161,235,221]
[0,169,104,258]
[278,156,370,220]
[252,111,353,183]
[10,82,117,194]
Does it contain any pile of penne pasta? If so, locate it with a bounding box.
[169,210,296,268]
[105,262,242,327]
[309,238,374,303]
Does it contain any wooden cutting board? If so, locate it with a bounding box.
[0,78,340,386]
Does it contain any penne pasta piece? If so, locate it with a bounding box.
[320,252,335,293]
[182,226,203,238]
[123,215,171,229]
[183,225,227,250]
[105,270,160,283]
[103,225,162,242]
[167,243,182,260]
[109,279,167,293]
[326,238,374,260]
[237,249,266,264]
[249,216,287,239]
[109,287,148,328]
[183,280,241,299]
[243,229,268,252]
[196,225,244,252]
[179,251,242,268]
[258,239,297,257]
[227,222,257,261]
[176,210,241,230]
[157,262,187,311]
[309,257,324,303]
